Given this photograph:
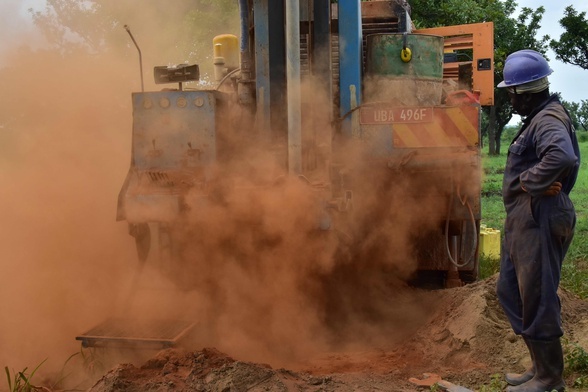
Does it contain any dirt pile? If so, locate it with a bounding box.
[86,275,588,391]
[90,348,325,392]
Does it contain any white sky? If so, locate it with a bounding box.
[514,0,588,104]
[0,0,46,63]
[1,0,586,104]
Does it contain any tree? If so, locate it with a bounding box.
[411,0,508,28]
[29,0,239,80]
[550,6,588,70]
[562,99,588,132]
[1,0,240,162]
[29,0,107,54]
[579,101,588,132]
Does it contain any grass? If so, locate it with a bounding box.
[476,374,507,391]
[479,138,588,298]
[3,347,104,392]
[5,359,47,392]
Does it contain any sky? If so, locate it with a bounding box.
[514,0,588,104]
[0,0,46,61]
[0,0,586,103]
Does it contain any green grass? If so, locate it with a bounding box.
[476,374,507,392]
[3,347,104,392]
[5,359,46,392]
[479,139,588,298]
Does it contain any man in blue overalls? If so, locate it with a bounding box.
[496,49,580,392]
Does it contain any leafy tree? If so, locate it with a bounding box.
[579,101,588,132]
[562,99,588,132]
[2,0,240,162]
[29,0,106,53]
[562,100,581,131]
[550,6,588,70]
[411,0,506,28]
[29,0,239,79]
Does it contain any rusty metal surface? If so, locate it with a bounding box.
[332,1,404,20]
[76,318,196,349]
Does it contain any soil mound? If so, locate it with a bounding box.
[89,275,588,391]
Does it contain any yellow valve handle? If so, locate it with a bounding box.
[401,47,412,62]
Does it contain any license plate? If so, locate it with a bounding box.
[359,106,434,124]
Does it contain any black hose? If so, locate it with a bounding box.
[444,180,478,268]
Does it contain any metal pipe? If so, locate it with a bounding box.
[253,0,271,140]
[238,0,249,53]
[238,0,251,80]
[313,0,332,85]
[238,0,254,105]
[124,25,144,92]
[338,0,362,138]
[286,0,302,174]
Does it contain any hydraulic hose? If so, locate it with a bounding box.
[215,67,241,91]
[444,180,478,268]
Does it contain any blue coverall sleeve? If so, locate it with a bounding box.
[519,117,578,197]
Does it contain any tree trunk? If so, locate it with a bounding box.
[495,131,501,155]
[488,106,497,155]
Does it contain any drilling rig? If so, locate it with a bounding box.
[77,0,494,348]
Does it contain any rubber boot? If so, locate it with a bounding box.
[506,338,565,392]
[505,337,535,386]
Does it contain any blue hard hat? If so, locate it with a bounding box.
[497,49,553,88]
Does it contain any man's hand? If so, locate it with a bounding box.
[543,181,562,196]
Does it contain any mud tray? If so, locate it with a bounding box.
[76,318,196,349]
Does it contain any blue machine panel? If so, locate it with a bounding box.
[131,91,216,170]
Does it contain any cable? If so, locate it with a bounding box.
[215,67,241,91]
[444,179,478,268]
